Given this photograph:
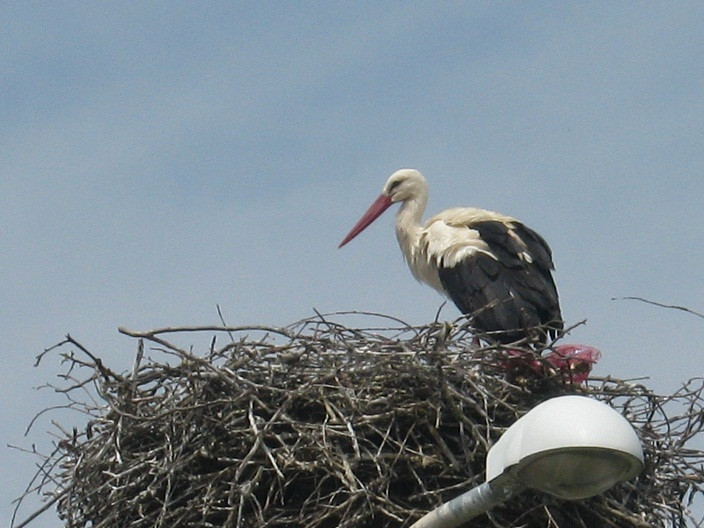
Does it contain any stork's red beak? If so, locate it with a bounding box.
[338,194,393,248]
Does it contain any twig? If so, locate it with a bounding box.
[613,296,704,320]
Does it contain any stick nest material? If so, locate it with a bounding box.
[16,312,704,527]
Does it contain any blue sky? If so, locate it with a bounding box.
[3,3,703,525]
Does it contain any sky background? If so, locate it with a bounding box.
[2,2,703,526]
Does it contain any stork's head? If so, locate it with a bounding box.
[383,168,427,203]
[338,168,428,248]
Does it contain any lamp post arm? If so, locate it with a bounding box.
[409,478,522,528]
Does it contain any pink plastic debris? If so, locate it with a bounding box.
[499,344,602,383]
[545,344,602,383]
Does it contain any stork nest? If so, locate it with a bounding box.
[14,312,704,528]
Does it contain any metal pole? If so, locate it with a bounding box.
[410,479,520,528]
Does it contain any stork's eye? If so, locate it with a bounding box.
[388,180,402,193]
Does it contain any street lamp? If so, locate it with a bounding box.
[411,395,644,528]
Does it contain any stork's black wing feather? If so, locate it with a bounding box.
[438,220,563,344]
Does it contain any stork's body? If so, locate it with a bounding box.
[339,169,563,345]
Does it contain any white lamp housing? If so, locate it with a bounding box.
[486,395,644,499]
[411,395,644,528]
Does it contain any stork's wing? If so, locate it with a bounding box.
[435,219,563,344]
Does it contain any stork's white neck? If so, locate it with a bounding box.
[394,193,427,266]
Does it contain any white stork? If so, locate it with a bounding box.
[339,169,563,345]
